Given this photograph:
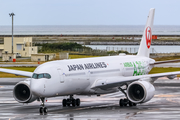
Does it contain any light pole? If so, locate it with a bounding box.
[9,12,15,54]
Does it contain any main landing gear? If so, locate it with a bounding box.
[39,97,48,114]
[119,98,136,107]
[118,85,136,107]
[62,95,80,107]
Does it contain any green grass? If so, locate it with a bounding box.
[69,55,100,59]
[149,67,180,77]
[1,67,36,72]
[154,56,180,61]
[149,67,180,73]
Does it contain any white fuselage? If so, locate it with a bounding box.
[30,55,155,98]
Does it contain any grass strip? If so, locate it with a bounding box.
[69,55,100,59]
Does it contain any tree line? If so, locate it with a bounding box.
[35,42,90,52]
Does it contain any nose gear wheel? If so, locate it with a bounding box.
[39,97,48,114]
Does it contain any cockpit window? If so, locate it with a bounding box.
[32,73,38,79]
[38,74,44,79]
[32,73,51,79]
[44,73,51,79]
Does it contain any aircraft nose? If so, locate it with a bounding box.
[30,79,44,97]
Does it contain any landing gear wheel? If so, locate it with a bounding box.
[129,101,133,106]
[119,99,124,107]
[39,98,48,114]
[62,99,67,107]
[123,99,128,106]
[62,95,81,107]
[76,98,80,106]
[118,85,138,107]
[44,107,48,114]
[72,99,76,106]
[67,99,70,106]
[133,103,137,106]
[39,107,43,114]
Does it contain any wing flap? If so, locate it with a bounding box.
[0,68,33,77]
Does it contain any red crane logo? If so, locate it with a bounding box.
[145,26,152,49]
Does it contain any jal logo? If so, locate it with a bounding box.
[145,26,152,49]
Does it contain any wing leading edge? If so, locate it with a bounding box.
[0,68,33,77]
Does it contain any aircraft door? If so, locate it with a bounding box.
[87,70,90,80]
[57,68,65,83]
[120,63,125,76]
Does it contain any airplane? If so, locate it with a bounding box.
[1,8,180,114]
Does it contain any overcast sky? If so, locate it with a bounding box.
[0,0,179,25]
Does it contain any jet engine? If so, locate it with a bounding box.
[13,79,37,103]
[127,80,155,103]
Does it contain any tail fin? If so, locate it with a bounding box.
[137,8,155,57]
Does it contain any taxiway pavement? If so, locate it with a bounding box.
[0,78,180,120]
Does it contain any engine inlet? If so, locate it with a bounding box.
[128,84,144,101]
[14,83,31,102]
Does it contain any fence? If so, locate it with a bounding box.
[105,47,157,54]
[67,47,158,56]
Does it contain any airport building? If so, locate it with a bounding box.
[31,53,56,62]
[0,37,37,57]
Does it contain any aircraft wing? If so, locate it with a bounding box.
[151,59,180,65]
[0,68,33,77]
[145,71,180,78]
[91,71,180,90]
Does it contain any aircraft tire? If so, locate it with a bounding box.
[119,99,124,107]
[44,107,48,114]
[67,99,70,106]
[76,98,80,106]
[62,99,67,107]
[129,101,133,106]
[133,103,137,106]
[39,107,43,114]
[123,99,128,106]
[72,99,76,107]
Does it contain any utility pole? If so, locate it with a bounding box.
[9,12,15,54]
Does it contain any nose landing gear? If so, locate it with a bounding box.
[39,97,48,114]
[62,95,80,107]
